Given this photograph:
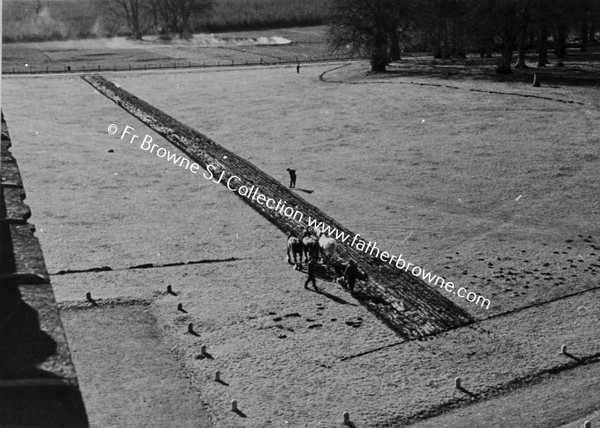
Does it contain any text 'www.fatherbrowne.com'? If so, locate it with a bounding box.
[305,218,491,310]
[108,123,491,310]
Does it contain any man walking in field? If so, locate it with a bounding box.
[287,168,296,188]
[344,260,359,293]
[304,258,318,290]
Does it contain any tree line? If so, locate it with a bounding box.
[106,0,214,40]
[328,0,600,72]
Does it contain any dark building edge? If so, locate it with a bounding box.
[0,112,89,427]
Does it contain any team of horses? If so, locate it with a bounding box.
[286,226,336,269]
[286,226,369,285]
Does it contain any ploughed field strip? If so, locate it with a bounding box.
[82,74,474,340]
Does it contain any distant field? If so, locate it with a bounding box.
[1,26,353,73]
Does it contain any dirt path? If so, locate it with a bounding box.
[60,305,214,428]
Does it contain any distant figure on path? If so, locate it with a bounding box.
[344,260,359,293]
[287,168,296,188]
[304,259,318,290]
[296,63,300,73]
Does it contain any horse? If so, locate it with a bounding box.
[314,226,337,264]
[286,232,303,270]
[301,228,320,262]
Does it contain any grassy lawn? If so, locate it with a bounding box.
[2,59,599,426]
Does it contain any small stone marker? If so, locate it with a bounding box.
[533,73,541,87]
[583,421,591,428]
[86,292,98,306]
[560,344,567,355]
[231,399,238,412]
[455,377,462,389]
[200,344,207,355]
[177,303,184,312]
[188,322,195,334]
[167,285,176,295]
[343,411,350,424]
[215,370,221,382]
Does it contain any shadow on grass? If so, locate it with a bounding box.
[382,55,600,87]
[293,187,314,194]
[562,351,584,364]
[309,286,357,306]
[457,386,478,399]
[233,408,247,418]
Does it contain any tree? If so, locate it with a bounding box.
[328,0,403,72]
[581,0,600,50]
[388,17,402,61]
[153,0,213,39]
[515,1,531,68]
[495,0,520,73]
[535,0,550,66]
[410,0,477,59]
[106,0,144,40]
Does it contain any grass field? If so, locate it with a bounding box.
[3,44,600,427]
[2,27,349,73]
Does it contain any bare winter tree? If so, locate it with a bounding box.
[413,0,474,59]
[535,0,550,66]
[106,0,144,40]
[514,1,531,68]
[154,0,213,39]
[328,0,402,72]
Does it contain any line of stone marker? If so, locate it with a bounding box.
[165,286,198,335]
[166,284,242,417]
[167,283,351,425]
[187,322,196,334]
[165,280,241,420]
[181,295,348,423]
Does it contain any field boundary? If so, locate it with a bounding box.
[393,352,600,427]
[3,53,356,75]
[319,63,588,106]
